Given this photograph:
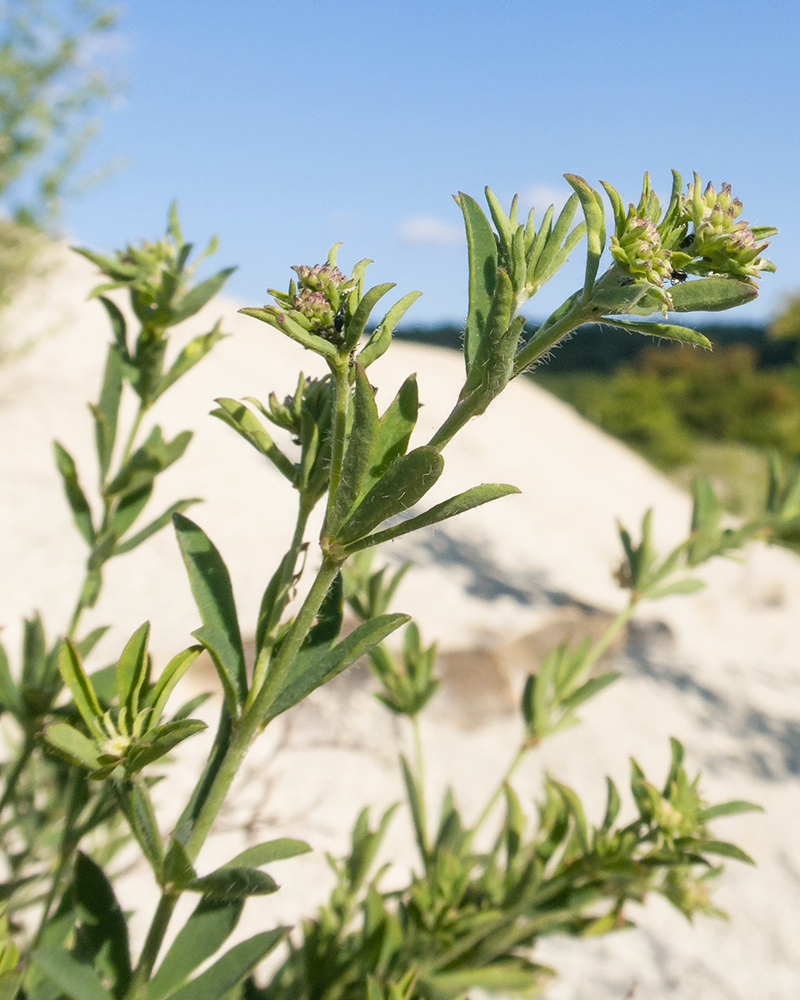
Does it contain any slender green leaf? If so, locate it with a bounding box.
[456,192,498,374]
[187,868,278,901]
[145,646,204,730]
[238,307,338,359]
[73,852,131,997]
[702,840,755,864]
[125,719,207,773]
[265,613,409,723]
[53,442,94,545]
[669,277,757,313]
[165,929,286,1000]
[116,622,150,719]
[357,290,422,368]
[564,174,605,301]
[170,267,236,324]
[344,483,520,553]
[155,325,227,399]
[699,800,764,822]
[173,514,247,710]
[225,838,311,868]
[97,295,130,360]
[336,447,444,545]
[211,399,296,482]
[32,948,113,1000]
[359,374,419,500]
[93,345,124,479]
[42,722,101,770]
[146,898,244,1000]
[115,499,202,556]
[0,642,20,716]
[343,283,396,352]
[58,641,104,737]
[401,755,427,861]
[330,365,379,529]
[120,780,164,873]
[602,318,712,349]
[560,672,620,712]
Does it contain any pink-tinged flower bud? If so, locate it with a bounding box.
[293,288,336,332]
[679,174,776,283]
[291,262,347,293]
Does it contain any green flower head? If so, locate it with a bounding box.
[678,175,776,284]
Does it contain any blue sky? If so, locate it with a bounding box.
[62,0,800,327]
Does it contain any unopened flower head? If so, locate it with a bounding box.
[610,211,674,304]
[291,262,347,294]
[293,287,337,332]
[679,176,775,283]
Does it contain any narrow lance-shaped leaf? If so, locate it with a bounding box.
[357,290,423,368]
[115,498,202,556]
[54,442,95,545]
[72,852,131,997]
[564,174,605,301]
[144,646,203,730]
[601,318,712,349]
[154,323,228,400]
[344,483,520,553]
[170,266,236,324]
[32,947,114,1000]
[264,613,410,724]
[146,897,245,1000]
[212,398,296,482]
[59,641,104,738]
[186,868,279,901]
[669,276,758,312]
[224,838,311,868]
[92,344,123,479]
[329,365,379,530]
[342,282,395,353]
[116,622,150,720]
[456,192,498,374]
[173,514,247,711]
[43,722,101,770]
[164,928,286,1000]
[335,447,445,546]
[359,373,419,500]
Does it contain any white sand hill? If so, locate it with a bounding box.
[1,246,799,998]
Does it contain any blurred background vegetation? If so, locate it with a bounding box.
[0,0,118,353]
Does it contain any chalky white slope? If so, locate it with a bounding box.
[2,247,799,998]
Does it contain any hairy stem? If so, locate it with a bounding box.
[324,359,350,527]
[135,556,342,982]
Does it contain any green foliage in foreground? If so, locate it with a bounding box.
[0,172,792,999]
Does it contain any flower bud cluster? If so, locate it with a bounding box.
[610,215,674,289]
[289,262,350,342]
[679,178,775,283]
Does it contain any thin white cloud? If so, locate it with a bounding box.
[399,215,463,248]
[519,183,573,216]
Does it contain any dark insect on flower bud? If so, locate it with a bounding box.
[670,269,688,283]
[679,233,695,250]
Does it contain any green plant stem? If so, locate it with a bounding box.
[248,499,313,701]
[465,744,527,851]
[134,556,342,984]
[410,714,428,853]
[429,295,591,451]
[0,732,36,817]
[32,771,82,947]
[120,401,146,467]
[512,293,589,377]
[325,358,350,527]
[583,596,638,674]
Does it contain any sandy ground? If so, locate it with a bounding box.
[1,246,799,998]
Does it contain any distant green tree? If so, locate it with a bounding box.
[769,293,800,351]
[0,0,119,337]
